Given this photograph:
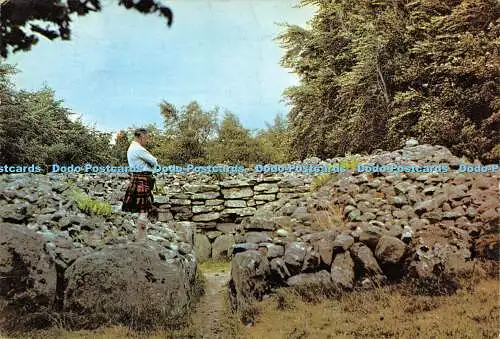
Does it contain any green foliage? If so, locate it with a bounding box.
[207,112,262,166]
[0,0,173,58]
[152,182,166,195]
[152,101,218,165]
[279,0,500,162]
[111,130,130,166]
[0,63,114,165]
[254,113,293,163]
[68,187,113,217]
[150,102,292,166]
[336,152,362,171]
[310,173,334,192]
[311,153,363,191]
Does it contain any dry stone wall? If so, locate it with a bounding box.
[225,144,499,323]
[61,169,317,261]
[0,141,498,330]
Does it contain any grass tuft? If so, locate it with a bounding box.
[198,259,231,274]
[310,152,363,192]
[63,181,113,217]
[311,202,345,230]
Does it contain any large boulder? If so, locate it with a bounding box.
[408,240,472,278]
[350,243,386,284]
[286,270,332,289]
[212,234,235,260]
[63,243,196,330]
[375,237,408,264]
[0,223,58,330]
[194,233,211,262]
[374,236,408,279]
[330,251,355,291]
[283,242,307,275]
[228,251,270,324]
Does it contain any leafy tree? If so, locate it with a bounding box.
[207,111,262,165]
[255,113,292,163]
[278,0,499,162]
[0,62,114,165]
[111,130,129,165]
[154,101,218,164]
[0,0,173,58]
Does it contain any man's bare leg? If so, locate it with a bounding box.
[136,212,148,241]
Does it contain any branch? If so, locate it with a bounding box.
[376,46,390,105]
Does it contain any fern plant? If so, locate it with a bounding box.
[66,187,113,217]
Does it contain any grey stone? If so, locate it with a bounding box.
[302,245,321,272]
[332,235,355,252]
[192,205,224,214]
[205,199,225,206]
[374,236,407,265]
[192,212,220,222]
[64,243,195,328]
[330,251,355,291]
[169,199,191,206]
[276,229,290,237]
[221,187,253,199]
[224,200,247,208]
[405,138,419,147]
[270,258,291,281]
[0,223,57,329]
[259,243,284,259]
[350,243,384,278]
[194,234,211,262]
[221,207,256,217]
[212,234,235,260]
[220,180,253,188]
[254,183,279,194]
[230,243,259,256]
[286,270,332,287]
[192,191,220,200]
[254,194,276,201]
[245,232,272,244]
[206,231,222,241]
[216,223,239,233]
[315,238,335,266]
[184,184,220,193]
[284,242,307,275]
[229,251,270,317]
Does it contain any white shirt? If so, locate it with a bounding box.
[127,140,158,172]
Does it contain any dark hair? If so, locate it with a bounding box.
[134,128,148,138]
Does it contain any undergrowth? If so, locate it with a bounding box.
[310,152,363,192]
[62,180,113,217]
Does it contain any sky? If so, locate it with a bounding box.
[7,0,316,139]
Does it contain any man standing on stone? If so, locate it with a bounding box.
[122,128,158,241]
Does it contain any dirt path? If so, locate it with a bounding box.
[190,270,231,338]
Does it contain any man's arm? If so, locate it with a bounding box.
[136,147,158,168]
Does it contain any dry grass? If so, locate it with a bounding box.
[311,202,345,231]
[198,259,231,274]
[245,279,500,339]
[310,173,337,192]
[2,262,498,339]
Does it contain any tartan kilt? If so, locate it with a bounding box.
[121,173,155,213]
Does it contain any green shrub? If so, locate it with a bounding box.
[337,152,362,171]
[67,188,113,217]
[310,153,363,192]
[152,182,166,195]
[310,173,335,192]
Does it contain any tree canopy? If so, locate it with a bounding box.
[278,0,499,162]
[0,0,173,58]
[0,62,114,165]
[0,60,292,167]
